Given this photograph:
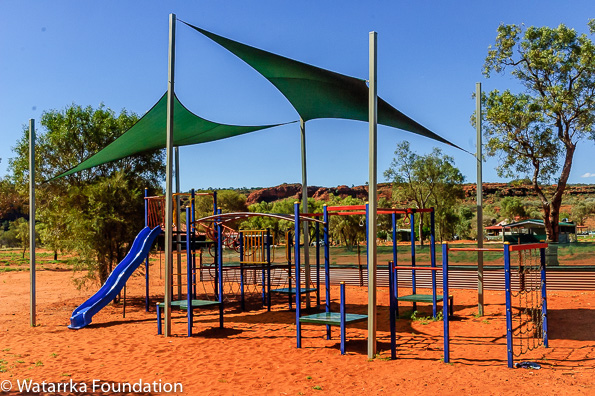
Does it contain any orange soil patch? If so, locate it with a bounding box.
[0,257,593,395]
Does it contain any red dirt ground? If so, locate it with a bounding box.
[0,256,593,395]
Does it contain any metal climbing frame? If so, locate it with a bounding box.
[504,242,549,368]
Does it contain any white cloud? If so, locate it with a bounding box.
[581,172,595,178]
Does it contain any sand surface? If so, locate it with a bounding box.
[0,255,593,395]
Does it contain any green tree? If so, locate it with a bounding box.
[481,21,595,242]
[384,142,465,242]
[572,200,595,225]
[15,218,30,258]
[499,197,527,221]
[0,178,27,224]
[9,104,164,284]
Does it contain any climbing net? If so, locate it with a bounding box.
[505,243,548,365]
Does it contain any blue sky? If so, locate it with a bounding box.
[1,1,594,191]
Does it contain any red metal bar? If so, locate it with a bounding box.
[378,207,435,214]
[144,192,214,199]
[509,242,548,251]
[326,205,366,211]
[448,247,502,252]
[300,212,323,217]
[391,266,440,271]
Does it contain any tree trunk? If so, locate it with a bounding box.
[98,256,109,285]
[545,142,576,243]
[53,250,58,261]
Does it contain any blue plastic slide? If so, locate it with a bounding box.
[68,225,161,329]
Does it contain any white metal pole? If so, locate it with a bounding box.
[367,31,378,359]
[164,13,176,336]
[29,119,36,327]
[300,118,311,308]
[476,82,484,316]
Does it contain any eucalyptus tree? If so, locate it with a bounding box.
[9,104,164,284]
[384,142,465,243]
[481,21,595,242]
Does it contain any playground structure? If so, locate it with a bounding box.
[293,203,452,357]
[445,242,549,368]
[69,184,549,366]
[388,243,450,362]
[72,184,549,366]
[237,228,320,311]
[156,206,224,337]
[388,207,453,318]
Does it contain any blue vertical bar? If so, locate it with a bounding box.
[540,246,549,348]
[239,231,245,311]
[294,202,302,348]
[504,243,513,368]
[213,192,218,298]
[442,243,450,363]
[156,303,162,335]
[191,189,196,299]
[212,191,217,215]
[287,230,292,310]
[389,261,396,360]
[213,201,219,299]
[392,212,399,317]
[431,209,437,318]
[144,188,150,312]
[392,213,397,270]
[261,232,266,308]
[410,211,417,312]
[186,206,192,337]
[315,221,320,307]
[217,208,224,328]
[323,205,331,340]
[365,203,369,272]
[340,282,346,355]
[266,228,271,311]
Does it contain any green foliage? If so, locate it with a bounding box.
[8,103,164,285]
[217,190,248,213]
[384,142,465,241]
[480,21,595,242]
[454,205,474,240]
[499,197,527,221]
[0,221,20,248]
[410,310,443,325]
[65,172,148,284]
[239,197,325,245]
[0,178,27,223]
[327,195,366,249]
[572,199,595,225]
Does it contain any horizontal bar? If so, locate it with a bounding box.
[145,192,213,199]
[448,247,502,252]
[326,205,366,211]
[391,266,441,271]
[301,212,323,217]
[509,242,548,251]
[377,207,434,214]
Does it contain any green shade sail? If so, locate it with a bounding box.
[51,93,289,180]
[184,22,462,150]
